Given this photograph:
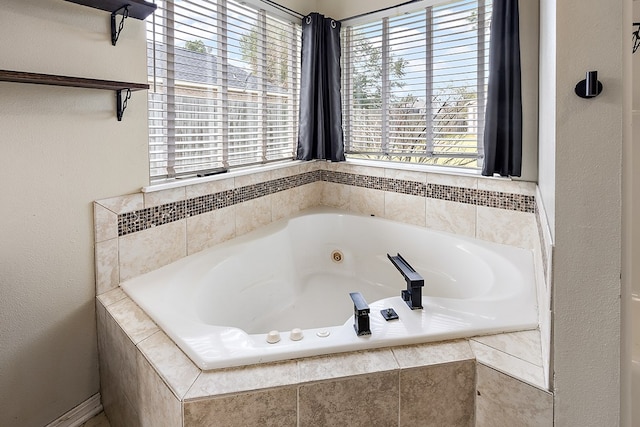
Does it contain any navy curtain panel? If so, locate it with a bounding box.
[482,0,522,177]
[296,13,345,162]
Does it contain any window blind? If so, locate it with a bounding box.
[147,0,301,180]
[342,0,491,169]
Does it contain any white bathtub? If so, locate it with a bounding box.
[121,207,538,370]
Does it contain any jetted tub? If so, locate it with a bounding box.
[121,207,538,370]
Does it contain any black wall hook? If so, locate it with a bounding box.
[575,71,603,99]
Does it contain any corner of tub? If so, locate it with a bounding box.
[97,286,127,307]
[104,295,159,345]
[469,329,548,391]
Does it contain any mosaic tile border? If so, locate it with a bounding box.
[117,169,535,237]
[118,171,319,236]
[320,170,425,196]
[320,170,536,212]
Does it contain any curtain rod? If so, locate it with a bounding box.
[341,0,422,22]
[259,0,304,19]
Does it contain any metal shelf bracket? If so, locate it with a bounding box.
[116,88,132,121]
[111,4,130,46]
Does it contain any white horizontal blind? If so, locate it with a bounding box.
[342,0,491,169]
[148,0,300,180]
[343,20,383,153]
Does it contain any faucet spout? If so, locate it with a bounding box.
[387,253,424,310]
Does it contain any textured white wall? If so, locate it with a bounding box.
[631,0,640,300]
[319,0,405,19]
[538,0,557,235]
[0,0,149,425]
[624,2,639,425]
[517,0,540,183]
[276,0,318,16]
[549,0,624,425]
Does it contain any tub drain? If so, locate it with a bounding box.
[331,250,344,263]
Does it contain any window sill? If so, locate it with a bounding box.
[143,160,309,193]
[343,158,480,176]
[143,158,514,194]
[342,158,513,182]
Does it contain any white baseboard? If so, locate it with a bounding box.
[46,393,103,427]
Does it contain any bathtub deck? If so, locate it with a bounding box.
[97,287,551,426]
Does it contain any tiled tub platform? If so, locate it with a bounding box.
[97,288,552,427]
[95,160,554,426]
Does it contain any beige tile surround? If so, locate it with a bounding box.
[94,161,540,295]
[98,289,551,426]
[94,160,554,426]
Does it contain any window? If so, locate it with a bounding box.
[342,0,491,169]
[148,0,301,180]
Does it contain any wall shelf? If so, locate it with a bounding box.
[3,2,156,120]
[63,0,157,45]
[63,0,157,20]
[0,69,149,121]
[0,70,148,91]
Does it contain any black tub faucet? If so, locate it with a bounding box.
[387,253,424,310]
[349,292,371,336]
